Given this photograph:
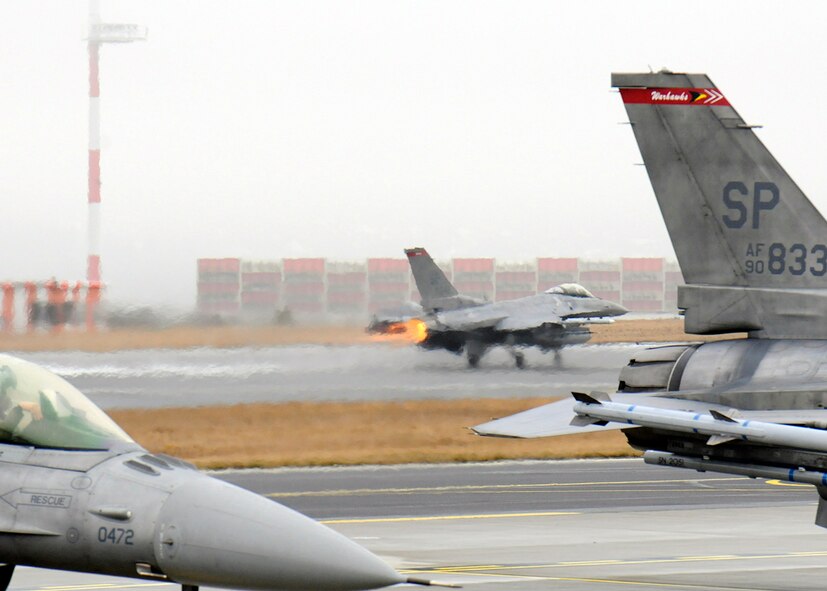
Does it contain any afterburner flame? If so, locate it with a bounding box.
[406,318,428,343]
[371,319,428,344]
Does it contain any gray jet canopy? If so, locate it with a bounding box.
[544,283,594,298]
[0,354,133,450]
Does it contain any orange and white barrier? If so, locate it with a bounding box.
[0,281,104,333]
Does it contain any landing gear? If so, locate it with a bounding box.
[553,348,562,367]
[182,585,199,591]
[0,565,14,591]
[505,335,525,369]
[466,340,487,368]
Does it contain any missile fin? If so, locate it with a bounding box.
[710,409,740,422]
[571,391,609,405]
[707,434,737,446]
[569,415,608,427]
[816,495,827,529]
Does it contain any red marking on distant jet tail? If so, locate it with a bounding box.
[620,87,730,106]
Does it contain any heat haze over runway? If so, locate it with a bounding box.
[15,344,645,409]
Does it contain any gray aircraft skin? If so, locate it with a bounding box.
[475,71,827,529]
[403,247,627,368]
[0,354,431,591]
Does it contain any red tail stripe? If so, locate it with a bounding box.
[620,87,730,107]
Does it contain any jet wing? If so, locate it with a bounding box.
[494,313,562,332]
[472,391,827,438]
[434,308,509,330]
[493,313,611,332]
[436,307,611,332]
[473,396,618,438]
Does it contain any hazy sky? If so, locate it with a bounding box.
[2,1,826,307]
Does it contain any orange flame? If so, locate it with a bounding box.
[371,318,428,344]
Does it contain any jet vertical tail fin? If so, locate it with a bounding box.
[405,248,461,312]
[613,71,827,338]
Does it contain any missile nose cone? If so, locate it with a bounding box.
[154,475,403,591]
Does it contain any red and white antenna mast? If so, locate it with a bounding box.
[86,0,146,284]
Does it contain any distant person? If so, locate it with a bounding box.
[274,306,293,326]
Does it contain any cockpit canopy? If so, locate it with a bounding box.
[0,354,134,451]
[544,283,595,298]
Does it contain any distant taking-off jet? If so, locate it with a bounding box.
[398,247,627,368]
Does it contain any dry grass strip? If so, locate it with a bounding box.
[110,398,636,469]
[0,319,743,353]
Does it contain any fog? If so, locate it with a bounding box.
[1,1,825,308]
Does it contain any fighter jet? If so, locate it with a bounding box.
[474,71,827,529]
[0,354,442,591]
[403,247,627,368]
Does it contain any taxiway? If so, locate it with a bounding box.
[9,459,825,590]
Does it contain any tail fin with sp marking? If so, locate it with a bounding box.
[613,71,827,338]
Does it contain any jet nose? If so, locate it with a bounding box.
[154,475,404,591]
[606,302,628,317]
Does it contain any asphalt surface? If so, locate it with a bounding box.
[15,343,645,409]
[10,459,827,591]
[11,344,826,590]
[218,458,804,520]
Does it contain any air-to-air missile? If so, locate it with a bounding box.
[571,391,827,487]
[0,354,448,591]
[571,391,827,452]
[641,451,827,488]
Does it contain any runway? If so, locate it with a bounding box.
[14,343,645,409]
[9,459,827,590]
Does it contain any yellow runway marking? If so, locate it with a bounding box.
[268,477,743,498]
[403,570,775,590]
[322,511,579,524]
[41,585,168,591]
[511,574,764,589]
[426,564,502,573]
[410,550,827,573]
[766,478,810,488]
[559,559,625,566]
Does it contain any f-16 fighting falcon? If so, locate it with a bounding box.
[475,70,827,529]
[0,354,446,591]
[402,247,627,368]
